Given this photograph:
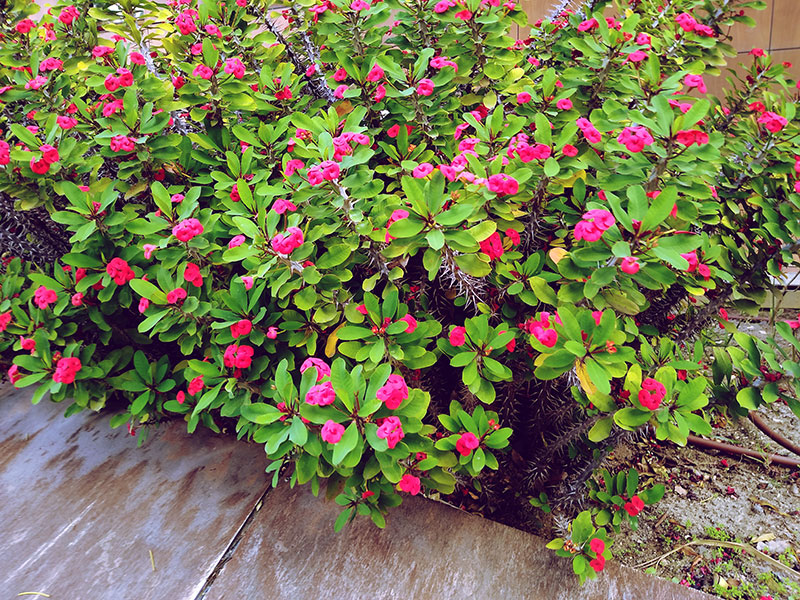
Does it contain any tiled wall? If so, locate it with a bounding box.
[515,0,799,94]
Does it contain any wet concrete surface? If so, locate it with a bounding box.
[1,384,714,600]
[206,483,714,600]
[0,384,269,600]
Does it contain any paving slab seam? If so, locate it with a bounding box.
[192,483,273,600]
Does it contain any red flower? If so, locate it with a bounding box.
[34,286,57,309]
[183,262,203,287]
[53,356,82,384]
[223,344,254,369]
[230,319,253,339]
[188,375,204,396]
[638,378,666,410]
[449,326,466,347]
[479,232,504,260]
[589,554,606,572]
[167,288,187,304]
[172,218,204,242]
[398,474,421,495]
[0,311,11,331]
[106,257,135,286]
[456,432,480,457]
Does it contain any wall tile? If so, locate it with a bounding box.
[727,0,772,53]
[771,0,800,49]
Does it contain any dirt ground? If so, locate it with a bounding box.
[609,402,800,599]
[607,312,800,599]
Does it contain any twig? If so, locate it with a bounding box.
[17,594,51,598]
[634,538,800,580]
[149,549,156,571]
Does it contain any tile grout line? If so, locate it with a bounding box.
[191,483,273,600]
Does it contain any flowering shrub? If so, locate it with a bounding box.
[0,0,797,579]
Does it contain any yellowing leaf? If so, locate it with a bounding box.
[325,323,345,358]
[575,360,598,396]
[554,169,586,189]
[534,353,551,367]
[549,248,568,264]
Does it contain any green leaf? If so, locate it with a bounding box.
[331,421,359,465]
[129,278,166,303]
[736,387,761,410]
[241,403,283,424]
[588,416,613,442]
[289,416,309,445]
[571,510,593,545]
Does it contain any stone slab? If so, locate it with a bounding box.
[0,385,269,599]
[205,483,714,600]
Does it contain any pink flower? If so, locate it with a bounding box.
[230,319,252,339]
[30,157,50,175]
[39,144,59,164]
[39,58,63,72]
[334,84,348,99]
[59,5,80,24]
[57,116,78,129]
[517,92,532,104]
[285,159,305,177]
[574,209,614,242]
[223,344,254,369]
[15,19,36,34]
[193,64,214,80]
[321,420,345,444]
[34,286,57,309]
[224,57,246,79]
[183,262,203,287]
[271,226,304,255]
[241,276,254,290]
[333,68,348,82]
[177,391,186,404]
[8,364,22,386]
[138,297,150,313]
[624,494,645,516]
[576,117,602,144]
[620,256,640,274]
[398,314,417,333]
[590,537,605,554]
[416,79,435,96]
[454,9,472,20]
[617,126,654,153]
[562,144,578,157]
[627,50,647,63]
[456,432,480,457]
[0,141,9,165]
[351,0,370,10]
[757,111,788,133]
[384,209,409,242]
[479,232,504,260]
[556,98,573,110]
[143,244,157,259]
[106,257,135,285]
[430,56,458,71]
[167,288,187,304]
[533,326,557,347]
[377,374,409,410]
[675,129,709,147]
[229,235,246,249]
[376,416,405,448]
[373,84,386,101]
[636,32,651,46]
[684,74,707,94]
[93,46,117,60]
[172,218,204,242]
[110,135,136,153]
[306,381,336,406]
[675,12,697,32]
[20,336,36,353]
[175,9,198,35]
[129,52,146,65]
[412,163,434,178]
[25,76,48,90]
[638,378,666,410]
[449,326,467,347]
[589,555,606,572]
[266,326,279,339]
[398,474,421,495]
[187,375,204,396]
[301,357,331,382]
[53,356,82,384]
[486,173,519,195]
[366,63,385,82]
[272,198,297,214]
[577,17,598,31]
[0,312,10,331]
